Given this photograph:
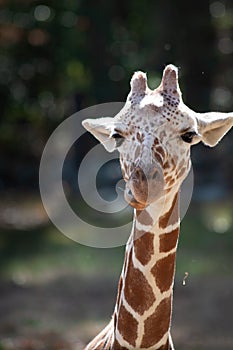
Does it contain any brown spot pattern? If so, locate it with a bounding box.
[124,251,155,314]
[117,304,138,346]
[159,228,179,253]
[153,138,159,146]
[136,132,145,143]
[148,104,160,112]
[159,339,171,350]
[166,175,173,183]
[168,178,175,186]
[165,175,176,187]
[151,253,176,293]
[136,209,153,226]
[112,340,128,350]
[141,296,172,348]
[134,230,154,265]
[153,151,163,166]
[156,146,166,159]
[159,193,179,229]
[163,160,170,170]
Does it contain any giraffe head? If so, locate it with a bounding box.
[83,64,233,210]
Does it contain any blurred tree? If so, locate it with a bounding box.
[0,0,232,193]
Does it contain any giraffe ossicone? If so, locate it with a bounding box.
[82,64,233,350]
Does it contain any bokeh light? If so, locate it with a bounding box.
[218,37,233,54]
[60,11,77,28]
[209,1,226,18]
[108,65,125,82]
[211,86,232,108]
[34,5,52,22]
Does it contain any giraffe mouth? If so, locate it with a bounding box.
[124,165,165,209]
[124,179,165,209]
[124,188,148,210]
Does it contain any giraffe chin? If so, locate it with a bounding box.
[129,199,148,210]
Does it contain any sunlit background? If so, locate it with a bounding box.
[0,0,232,349]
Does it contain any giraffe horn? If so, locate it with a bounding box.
[160,64,181,97]
[130,71,148,95]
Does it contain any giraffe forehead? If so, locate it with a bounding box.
[118,120,173,146]
[117,112,167,130]
[116,112,197,143]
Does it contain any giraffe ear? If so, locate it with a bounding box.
[82,117,116,152]
[196,112,233,147]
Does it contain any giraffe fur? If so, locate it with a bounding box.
[82,64,233,349]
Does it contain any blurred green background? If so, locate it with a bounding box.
[0,0,232,349]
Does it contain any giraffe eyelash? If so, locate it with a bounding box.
[112,132,125,147]
[181,131,197,143]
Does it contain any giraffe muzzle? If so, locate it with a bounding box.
[124,166,165,209]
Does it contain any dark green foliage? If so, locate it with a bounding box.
[0,0,232,191]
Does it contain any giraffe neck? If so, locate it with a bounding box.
[113,189,180,349]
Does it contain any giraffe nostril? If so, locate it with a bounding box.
[135,168,141,177]
[141,171,147,182]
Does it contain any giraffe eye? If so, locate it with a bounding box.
[112,133,124,147]
[181,131,197,143]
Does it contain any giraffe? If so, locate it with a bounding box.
[82,64,233,350]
